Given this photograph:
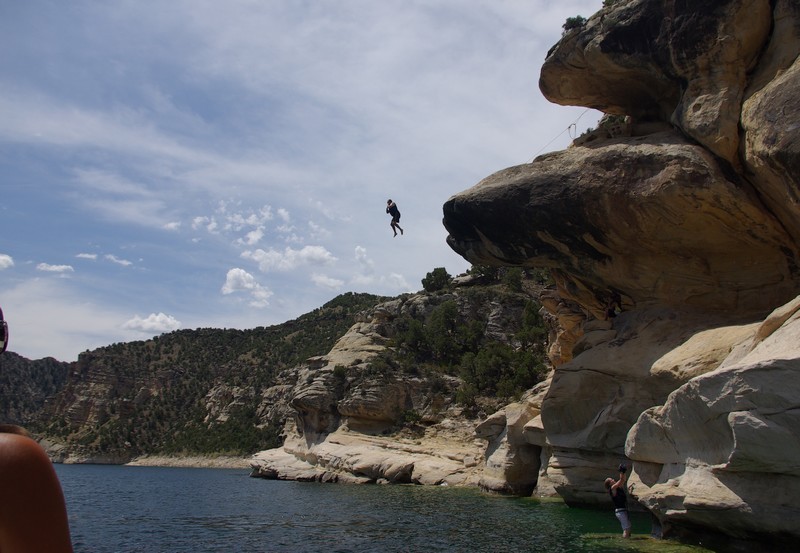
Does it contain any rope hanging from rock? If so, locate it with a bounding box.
[529,108,590,162]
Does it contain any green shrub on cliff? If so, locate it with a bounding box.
[421,267,452,292]
[562,15,587,34]
[391,281,549,404]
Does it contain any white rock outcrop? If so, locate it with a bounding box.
[627,297,800,539]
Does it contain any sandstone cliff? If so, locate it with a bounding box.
[443,0,800,548]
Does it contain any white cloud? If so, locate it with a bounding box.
[76,253,98,260]
[0,254,14,269]
[350,271,412,292]
[308,220,330,240]
[350,246,379,288]
[238,227,264,246]
[192,216,219,233]
[276,223,296,235]
[164,221,181,231]
[37,263,74,273]
[2,278,160,361]
[386,272,411,291]
[123,312,182,333]
[242,245,337,272]
[221,267,272,307]
[350,274,376,287]
[311,273,344,290]
[354,246,375,274]
[277,208,290,222]
[224,205,274,231]
[105,254,133,266]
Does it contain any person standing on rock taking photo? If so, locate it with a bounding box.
[604,463,631,538]
[0,306,74,552]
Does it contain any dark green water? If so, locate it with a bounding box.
[56,464,712,553]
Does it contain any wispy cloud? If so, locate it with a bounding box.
[242,245,337,272]
[355,246,375,274]
[105,254,133,267]
[312,273,344,290]
[386,272,411,291]
[37,263,74,273]
[307,221,330,241]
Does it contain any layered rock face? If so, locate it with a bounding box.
[443,135,798,317]
[251,289,538,489]
[443,0,800,545]
[628,298,800,540]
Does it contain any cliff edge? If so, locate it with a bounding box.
[443,0,800,547]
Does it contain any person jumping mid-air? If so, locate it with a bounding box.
[386,199,404,237]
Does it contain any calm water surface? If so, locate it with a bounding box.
[56,464,687,553]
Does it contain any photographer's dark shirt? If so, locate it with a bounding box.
[610,486,628,510]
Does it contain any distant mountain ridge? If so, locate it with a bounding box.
[0,352,70,426]
[3,278,547,466]
[1,292,388,462]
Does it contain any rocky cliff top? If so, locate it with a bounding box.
[445,0,800,321]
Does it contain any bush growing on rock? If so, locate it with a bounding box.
[421,267,452,292]
[390,287,549,404]
[562,15,586,34]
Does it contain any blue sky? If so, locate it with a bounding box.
[1,0,602,362]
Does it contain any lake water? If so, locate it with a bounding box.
[55,464,703,553]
